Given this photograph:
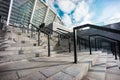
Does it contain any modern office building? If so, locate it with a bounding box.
[0,0,63,29]
[0,0,120,80]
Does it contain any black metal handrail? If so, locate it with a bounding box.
[73,24,120,63]
[89,34,120,60]
[44,27,71,53]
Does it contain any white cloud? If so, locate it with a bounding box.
[46,0,94,27]
[79,13,94,25]
[62,14,72,26]
[72,1,90,22]
[71,0,94,26]
[104,12,120,24]
[97,4,120,24]
[57,0,75,14]
[71,0,80,4]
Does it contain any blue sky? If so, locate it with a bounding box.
[43,0,120,28]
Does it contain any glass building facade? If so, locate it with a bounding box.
[0,0,10,20]
[10,0,34,26]
[0,0,63,28]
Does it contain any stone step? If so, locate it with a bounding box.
[106,54,120,80]
[5,46,42,51]
[0,52,99,80]
[0,48,71,63]
[46,63,89,80]
[0,50,18,56]
[82,52,107,80]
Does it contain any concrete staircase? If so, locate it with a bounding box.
[0,26,70,63]
[0,51,101,80]
[0,27,119,80]
[82,52,107,80]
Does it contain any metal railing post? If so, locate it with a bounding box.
[31,26,33,38]
[85,40,87,49]
[114,43,117,60]
[73,28,77,63]
[95,38,97,51]
[100,39,102,49]
[58,34,60,46]
[38,31,40,46]
[68,38,71,53]
[89,35,92,55]
[118,41,120,60]
[48,35,50,57]
[79,39,81,50]
[111,43,114,55]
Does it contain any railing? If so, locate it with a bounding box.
[43,25,72,53]
[89,34,120,60]
[73,24,120,63]
[29,23,73,55]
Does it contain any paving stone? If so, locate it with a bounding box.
[62,63,89,80]
[19,72,46,80]
[86,71,105,80]
[40,64,71,77]
[82,54,107,80]
[46,72,74,80]
[17,67,47,78]
[0,71,18,80]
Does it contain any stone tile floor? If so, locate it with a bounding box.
[106,54,120,80]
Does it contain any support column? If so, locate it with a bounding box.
[95,38,97,51]
[48,35,50,57]
[58,34,60,46]
[68,38,71,53]
[111,43,114,55]
[84,40,87,49]
[89,35,92,55]
[38,31,40,46]
[118,41,120,60]
[98,39,100,50]
[79,39,81,50]
[114,43,117,60]
[73,29,77,63]
[99,39,102,49]
[31,26,33,38]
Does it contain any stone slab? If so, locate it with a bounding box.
[46,72,74,80]
[19,72,46,80]
[40,64,71,77]
[62,64,90,80]
[0,71,18,80]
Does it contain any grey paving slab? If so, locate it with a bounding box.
[0,71,18,80]
[19,72,46,80]
[62,63,89,80]
[106,54,120,80]
[40,64,71,77]
[17,67,47,78]
[78,55,99,66]
[46,72,74,80]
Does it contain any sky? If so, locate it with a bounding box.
[43,0,120,28]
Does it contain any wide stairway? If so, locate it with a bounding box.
[0,26,120,80]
